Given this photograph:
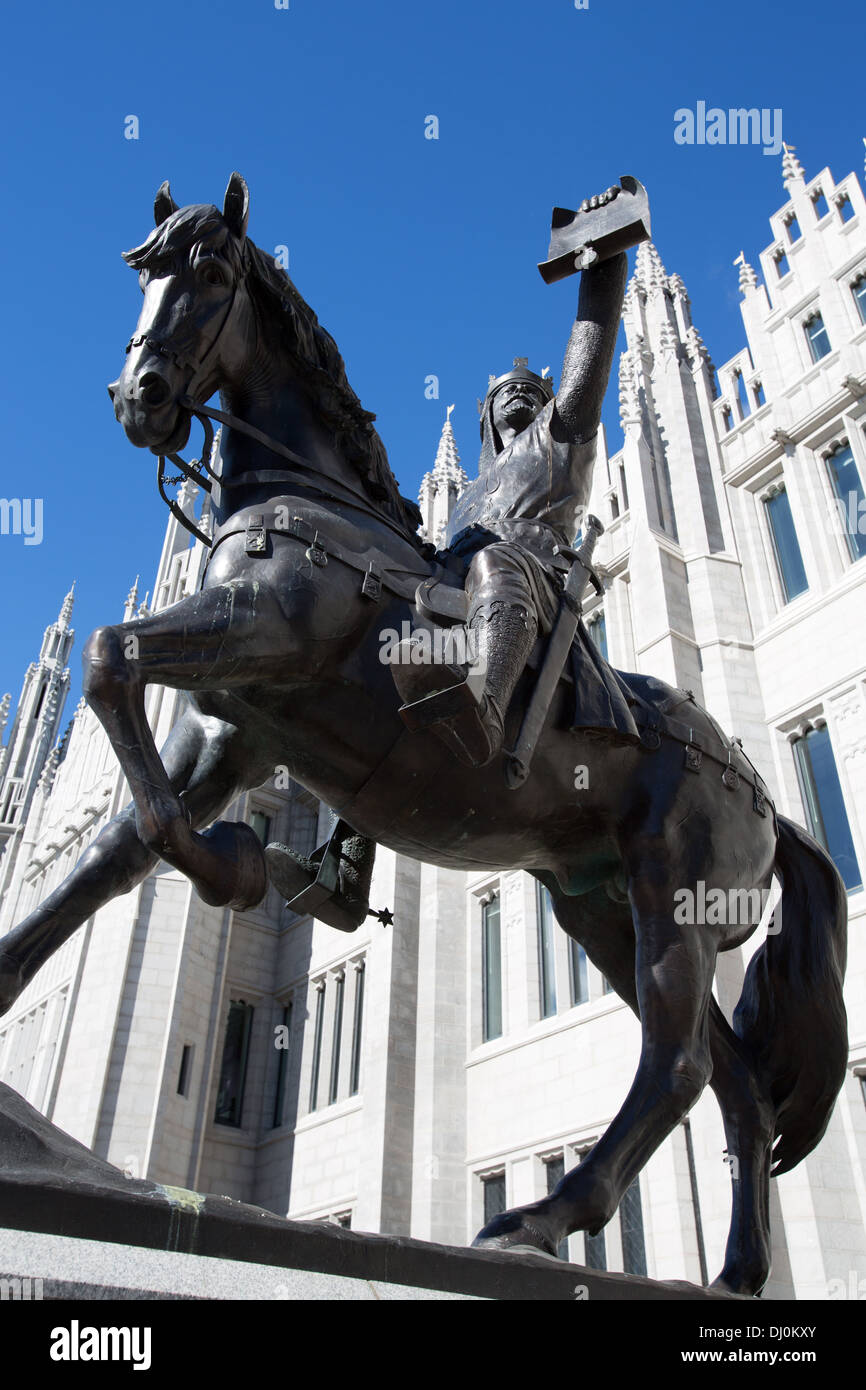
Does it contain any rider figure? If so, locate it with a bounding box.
[393,187,629,766]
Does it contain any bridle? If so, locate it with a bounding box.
[125,249,420,552]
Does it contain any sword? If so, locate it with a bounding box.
[504,515,605,790]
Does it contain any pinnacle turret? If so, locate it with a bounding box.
[734,251,759,295]
[782,141,805,187]
[58,582,75,630]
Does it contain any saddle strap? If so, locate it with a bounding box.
[632,705,775,819]
[208,505,438,603]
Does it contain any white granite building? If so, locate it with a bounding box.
[1,145,866,1299]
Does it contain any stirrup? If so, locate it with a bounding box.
[264,840,368,933]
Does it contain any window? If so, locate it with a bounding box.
[536,884,557,1018]
[328,971,345,1104]
[774,248,790,278]
[272,1001,291,1128]
[837,195,855,224]
[826,443,866,561]
[214,1001,254,1127]
[579,1151,606,1270]
[177,1044,193,1097]
[249,810,271,844]
[753,380,766,408]
[812,189,829,220]
[482,1173,506,1226]
[588,613,608,661]
[349,961,365,1096]
[764,488,808,601]
[784,212,801,243]
[309,981,326,1112]
[619,464,629,512]
[804,311,832,363]
[619,1179,648,1276]
[793,726,862,892]
[544,1155,570,1261]
[568,938,589,1006]
[722,405,733,433]
[609,492,619,521]
[602,976,615,995]
[852,274,866,326]
[481,894,503,1042]
[734,370,750,419]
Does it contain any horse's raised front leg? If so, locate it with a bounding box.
[0,702,274,1017]
[81,581,291,910]
[473,841,717,1262]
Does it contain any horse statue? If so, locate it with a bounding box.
[0,174,847,1297]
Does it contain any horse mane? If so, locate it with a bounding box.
[124,205,423,539]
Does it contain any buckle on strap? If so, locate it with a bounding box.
[362,562,382,600]
[245,515,267,554]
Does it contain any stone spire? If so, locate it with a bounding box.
[782,142,805,187]
[734,251,759,295]
[634,241,669,294]
[430,405,467,492]
[58,582,75,630]
[124,576,140,620]
[417,407,468,546]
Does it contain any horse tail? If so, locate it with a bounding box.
[733,814,848,1175]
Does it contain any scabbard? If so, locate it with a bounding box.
[505,592,581,790]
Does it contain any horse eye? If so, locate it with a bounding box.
[199,263,225,286]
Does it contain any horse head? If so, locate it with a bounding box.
[108,173,252,455]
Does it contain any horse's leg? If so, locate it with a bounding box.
[0,701,273,1017]
[81,582,290,910]
[517,880,773,1293]
[705,999,774,1295]
[474,844,718,1258]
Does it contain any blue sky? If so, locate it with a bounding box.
[0,0,863,723]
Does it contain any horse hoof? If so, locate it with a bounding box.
[472,1211,558,1258]
[0,951,25,1019]
[193,821,268,910]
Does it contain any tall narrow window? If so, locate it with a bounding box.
[826,444,866,561]
[309,981,326,1112]
[177,1044,193,1097]
[214,1001,254,1128]
[568,938,589,1006]
[793,726,862,892]
[619,1178,648,1276]
[272,1001,291,1128]
[579,1151,606,1270]
[481,894,503,1042]
[249,810,271,844]
[545,1155,570,1261]
[328,971,345,1105]
[753,380,766,408]
[588,613,608,661]
[764,488,808,601]
[804,311,832,363]
[536,884,557,1019]
[852,274,866,326]
[349,961,365,1096]
[482,1173,506,1226]
[735,370,750,419]
[619,464,629,512]
[836,195,854,224]
[774,248,789,278]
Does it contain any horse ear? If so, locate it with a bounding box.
[223,172,249,240]
[154,180,179,226]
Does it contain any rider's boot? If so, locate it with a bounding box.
[393,599,537,767]
[264,830,375,932]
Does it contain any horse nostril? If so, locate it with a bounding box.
[107,381,118,403]
[139,372,171,408]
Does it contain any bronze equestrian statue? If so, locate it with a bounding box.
[0,175,848,1297]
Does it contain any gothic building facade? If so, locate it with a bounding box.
[1,145,865,1298]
